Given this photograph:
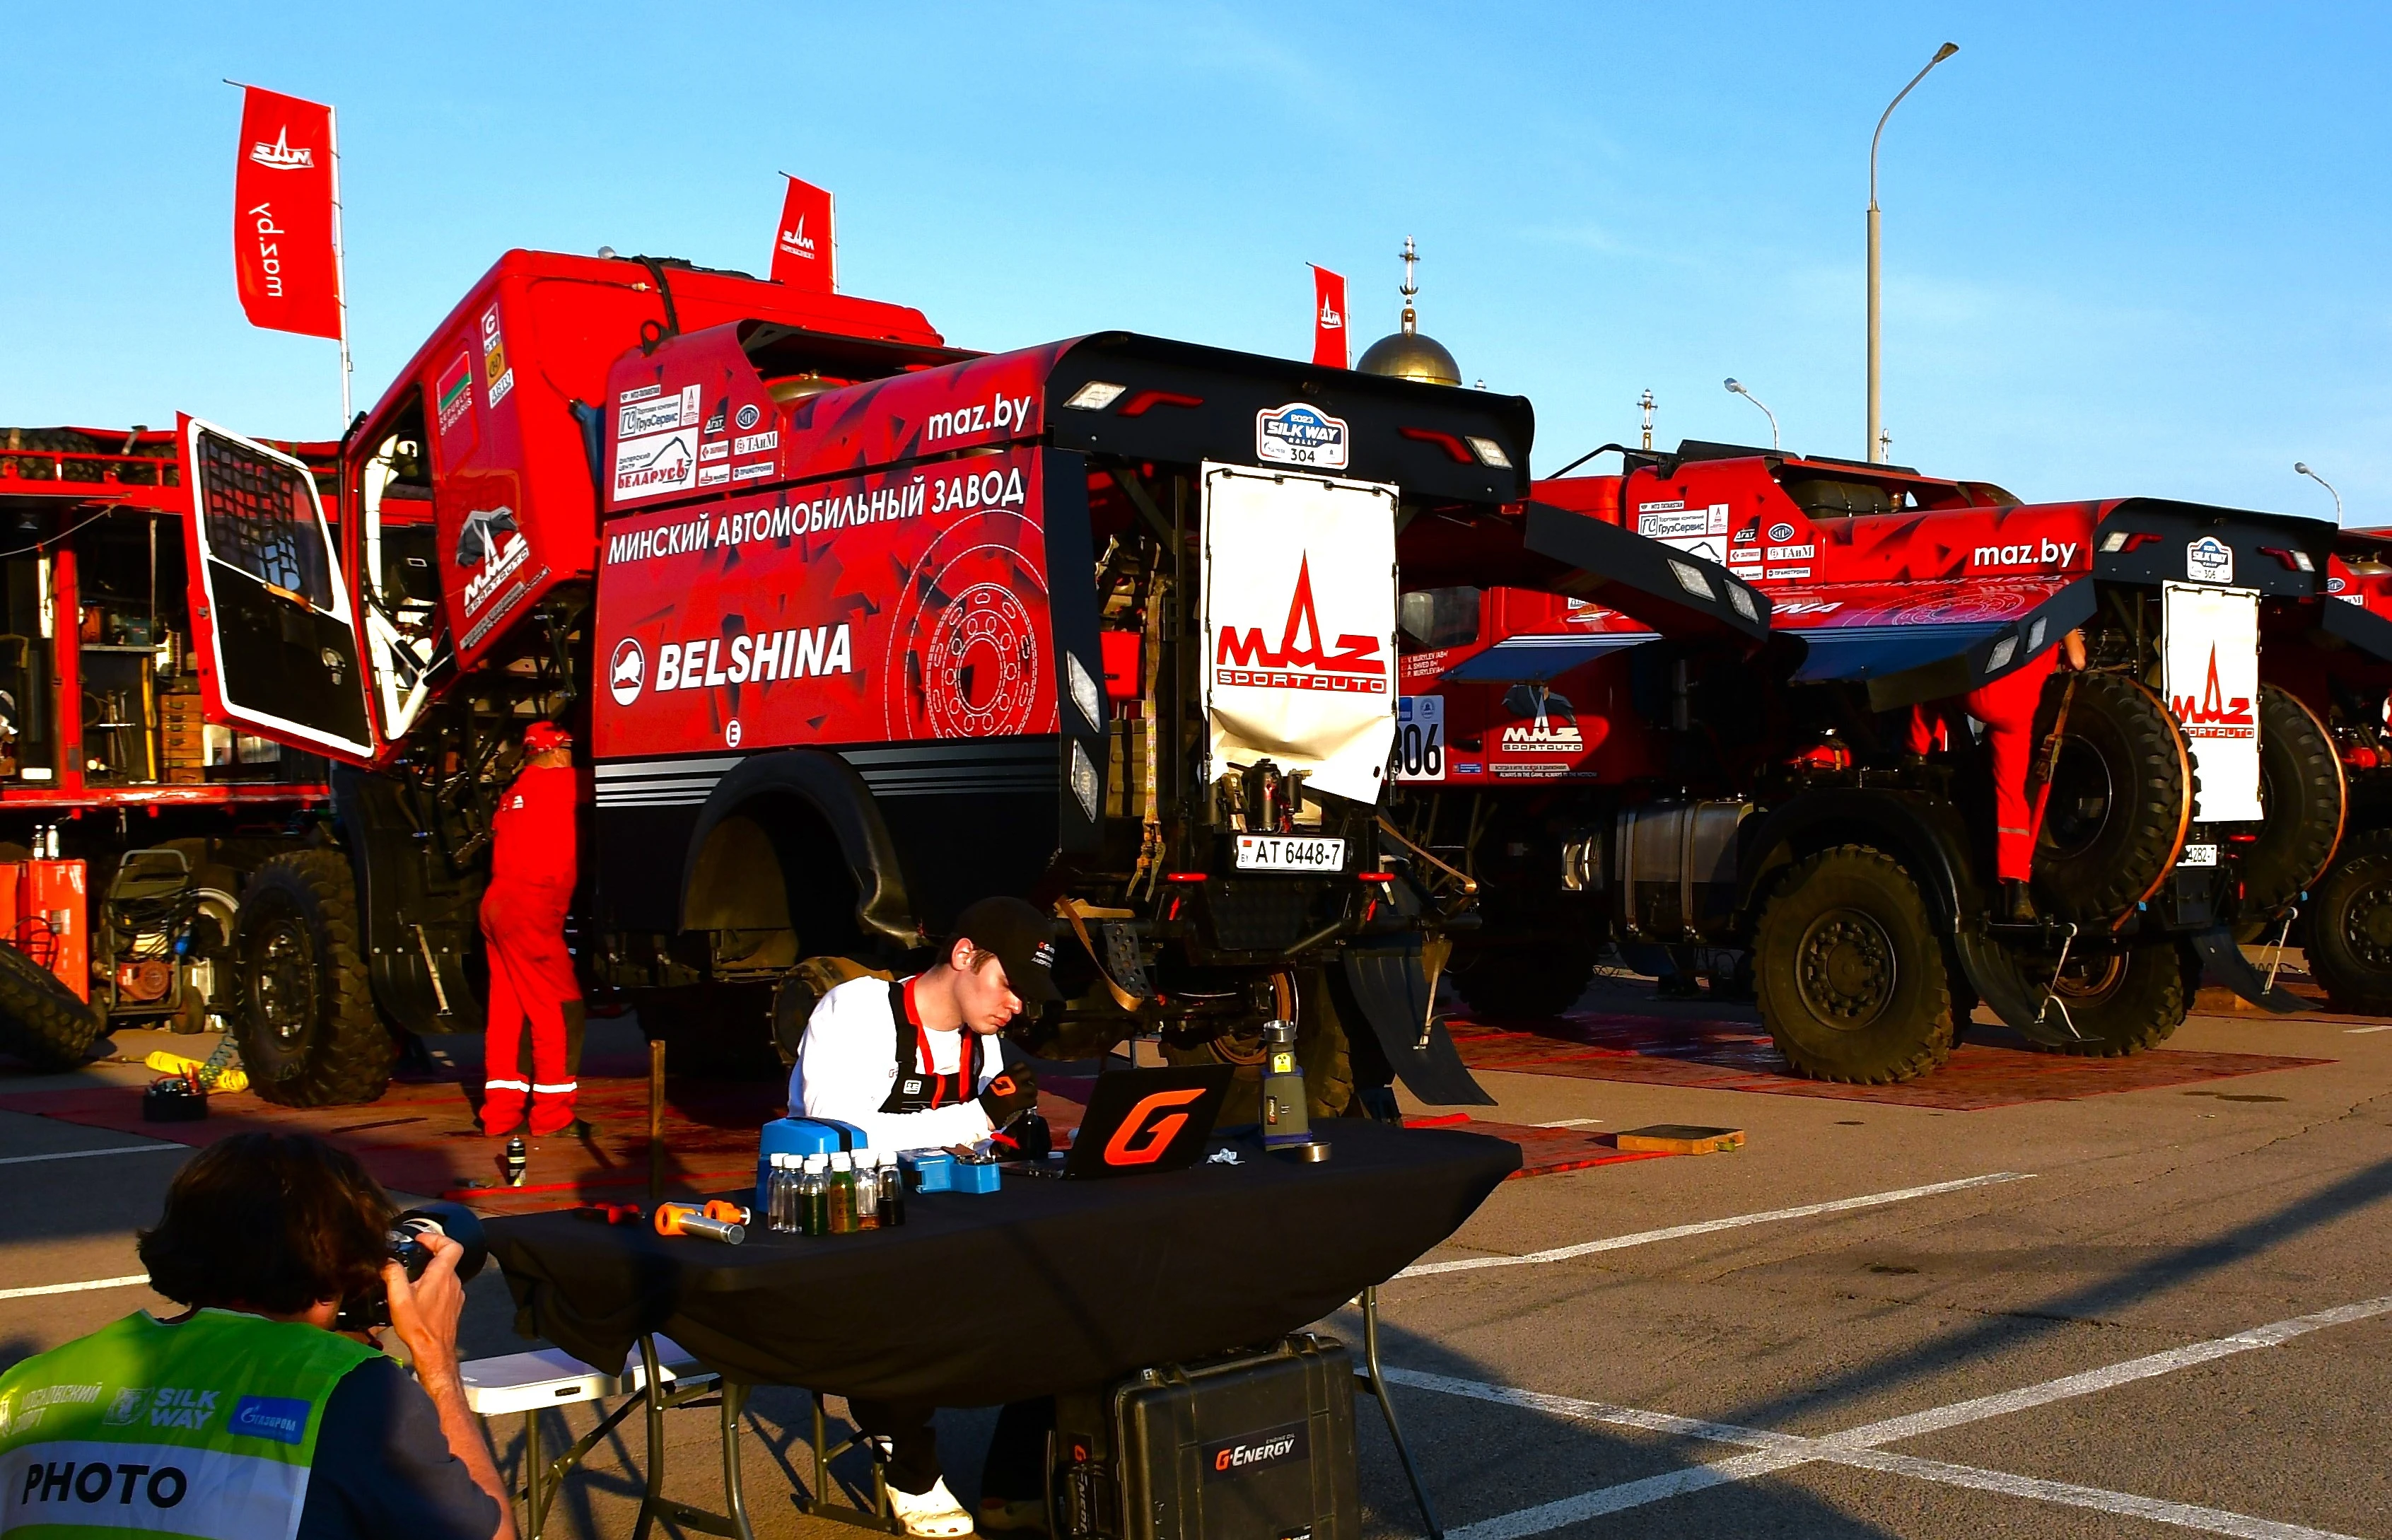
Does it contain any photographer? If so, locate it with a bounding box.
[0,1132,514,1540]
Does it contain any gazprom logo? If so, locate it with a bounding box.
[230,1394,311,1445]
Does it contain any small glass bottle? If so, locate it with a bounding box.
[878,1152,906,1227]
[799,1154,829,1236]
[771,1155,796,1233]
[827,1151,858,1234]
[856,1150,882,1231]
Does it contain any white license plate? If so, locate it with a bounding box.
[1235,835,1346,873]
[2178,843,2219,868]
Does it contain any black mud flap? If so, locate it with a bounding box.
[1952,927,2082,1048]
[1341,946,1496,1107]
[2186,926,2312,1014]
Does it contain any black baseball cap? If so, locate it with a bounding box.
[950,897,1061,1005]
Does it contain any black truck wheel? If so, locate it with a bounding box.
[1449,945,1599,1019]
[2241,685,2345,914]
[232,850,393,1107]
[2027,939,2188,1056]
[2033,672,2192,924]
[1755,845,1954,1084]
[0,938,104,1071]
[1166,967,1354,1121]
[2304,830,2392,1013]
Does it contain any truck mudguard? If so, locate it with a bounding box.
[1338,943,1495,1107]
[331,766,482,1037]
[677,748,921,951]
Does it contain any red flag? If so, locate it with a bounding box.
[233,87,342,341]
[771,176,835,291]
[1310,265,1348,368]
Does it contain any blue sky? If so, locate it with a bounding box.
[4,3,2385,518]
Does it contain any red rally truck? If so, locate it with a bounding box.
[1408,438,2343,1083]
[178,248,1766,1109]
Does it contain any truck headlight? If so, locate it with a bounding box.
[1069,740,1100,822]
[1668,560,1715,600]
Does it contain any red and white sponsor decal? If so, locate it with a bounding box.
[592,447,1054,758]
[2161,582,2261,821]
[1213,557,1387,695]
[233,86,342,340]
[770,175,834,291]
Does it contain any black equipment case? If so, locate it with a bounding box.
[1053,1334,1359,1540]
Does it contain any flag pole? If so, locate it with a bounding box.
[327,100,353,430]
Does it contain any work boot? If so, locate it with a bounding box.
[2000,878,2037,923]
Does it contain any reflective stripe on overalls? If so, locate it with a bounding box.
[0,1308,378,1540]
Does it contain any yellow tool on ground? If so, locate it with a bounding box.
[143,1051,248,1093]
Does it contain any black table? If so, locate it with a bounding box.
[489,1121,1518,1405]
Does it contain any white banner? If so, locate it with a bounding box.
[1201,462,1398,805]
[2161,581,2261,822]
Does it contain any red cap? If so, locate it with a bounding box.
[523,722,573,753]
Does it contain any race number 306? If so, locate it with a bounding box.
[1392,695,1445,782]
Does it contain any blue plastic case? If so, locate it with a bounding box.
[756,1116,867,1208]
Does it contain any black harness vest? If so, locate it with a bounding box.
[879,979,980,1114]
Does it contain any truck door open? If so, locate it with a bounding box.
[180,416,376,763]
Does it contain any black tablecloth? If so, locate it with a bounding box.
[487,1122,1518,1406]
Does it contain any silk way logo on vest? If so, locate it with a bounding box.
[250,128,313,170]
[2172,646,2255,740]
[1214,556,1386,694]
[779,216,817,259]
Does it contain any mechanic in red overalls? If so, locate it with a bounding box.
[1907,630,2087,922]
[479,721,583,1138]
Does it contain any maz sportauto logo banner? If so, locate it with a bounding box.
[2162,581,2261,822]
[233,86,341,341]
[1201,461,1397,805]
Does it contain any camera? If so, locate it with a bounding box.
[336,1201,488,1331]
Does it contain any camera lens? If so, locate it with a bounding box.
[392,1201,487,1283]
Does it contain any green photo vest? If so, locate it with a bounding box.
[0,1308,378,1540]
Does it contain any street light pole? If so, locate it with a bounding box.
[1868,41,1959,464]
[2295,462,2345,524]
[1725,378,1780,451]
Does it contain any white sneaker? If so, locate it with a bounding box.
[888,1476,976,1538]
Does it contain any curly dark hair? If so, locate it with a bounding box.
[137,1131,396,1314]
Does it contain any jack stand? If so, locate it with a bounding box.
[2264,906,2300,996]
[1354,1287,1442,1540]
[2034,921,2087,1042]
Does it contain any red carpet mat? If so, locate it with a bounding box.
[1447,1013,2331,1111]
[1404,1113,1674,1177]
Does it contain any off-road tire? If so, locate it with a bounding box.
[2033,672,2192,924]
[2241,685,2345,914]
[0,938,104,1071]
[1755,845,1954,1084]
[1166,967,1355,1121]
[1449,945,1599,1019]
[2303,829,2392,1014]
[232,850,392,1106]
[2024,938,2188,1056]
[770,956,895,1068]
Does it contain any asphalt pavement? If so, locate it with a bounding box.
[3,981,2386,1539]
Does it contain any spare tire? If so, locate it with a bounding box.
[0,939,103,1071]
[2241,684,2345,914]
[2033,672,2192,924]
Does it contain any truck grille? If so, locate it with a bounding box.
[1205,878,1331,955]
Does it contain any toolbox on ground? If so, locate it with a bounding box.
[1052,1334,1358,1540]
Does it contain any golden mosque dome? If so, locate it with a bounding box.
[1355,236,1461,387]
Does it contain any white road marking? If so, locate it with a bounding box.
[1396,1293,2392,1540]
[0,1275,153,1302]
[2343,1025,2392,1034]
[0,1143,181,1167]
[1532,1118,1604,1128]
[1394,1172,2031,1279]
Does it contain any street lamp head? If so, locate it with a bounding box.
[2295,462,2312,476]
[1725,378,1746,395]
[1933,42,1959,62]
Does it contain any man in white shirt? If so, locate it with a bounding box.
[790,895,1055,1536]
